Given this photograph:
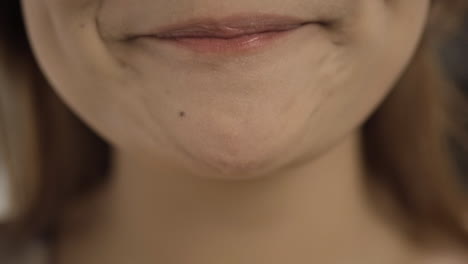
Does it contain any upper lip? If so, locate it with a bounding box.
[150,14,317,39]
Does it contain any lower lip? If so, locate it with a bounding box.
[153,27,304,54]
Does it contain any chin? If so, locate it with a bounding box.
[169,121,302,181]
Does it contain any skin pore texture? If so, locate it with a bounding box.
[20,0,465,263]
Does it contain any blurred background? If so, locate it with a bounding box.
[442,16,468,187]
[443,17,468,90]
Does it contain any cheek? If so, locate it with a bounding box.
[279,0,431,163]
[21,0,152,148]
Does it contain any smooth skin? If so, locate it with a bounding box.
[20,0,465,263]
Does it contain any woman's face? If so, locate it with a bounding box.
[22,0,430,179]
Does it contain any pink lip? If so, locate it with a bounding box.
[135,14,320,54]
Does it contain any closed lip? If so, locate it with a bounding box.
[144,14,322,39]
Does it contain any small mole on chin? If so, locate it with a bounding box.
[179,111,185,117]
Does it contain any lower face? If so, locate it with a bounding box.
[21,0,430,179]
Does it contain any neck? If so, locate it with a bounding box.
[54,130,417,264]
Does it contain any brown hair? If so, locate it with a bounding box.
[0,0,468,252]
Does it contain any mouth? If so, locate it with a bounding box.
[128,14,328,54]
